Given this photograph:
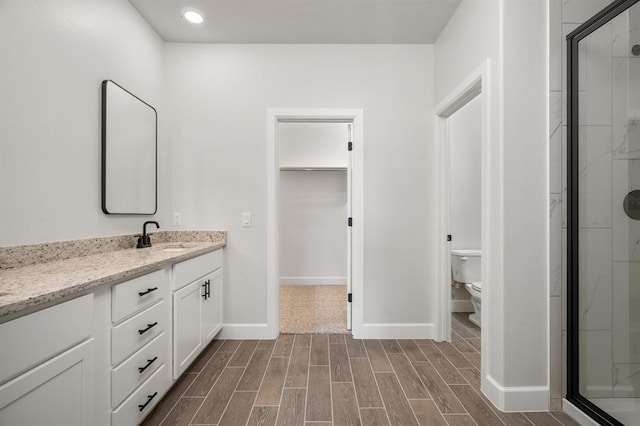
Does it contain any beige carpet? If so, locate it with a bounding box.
[279,285,347,334]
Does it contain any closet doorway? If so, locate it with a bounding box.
[277,120,352,334]
[267,108,364,338]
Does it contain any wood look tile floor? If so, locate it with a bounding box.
[143,313,579,426]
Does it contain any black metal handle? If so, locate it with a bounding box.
[138,322,158,335]
[138,392,158,412]
[202,282,207,300]
[138,356,158,373]
[138,287,158,297]
[206,279,211,298]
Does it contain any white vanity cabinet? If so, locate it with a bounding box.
[173,249,223,379]
[0,294,95,425]
[110,268,172,426]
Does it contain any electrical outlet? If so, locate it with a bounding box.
[242,212,251,227]
[173,212,182,226]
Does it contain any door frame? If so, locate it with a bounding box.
[434,62,489,346]
[266,108,364,338]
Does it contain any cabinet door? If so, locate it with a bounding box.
[0,339,94,426]
[202,268,223,345]
[173,280,202,379]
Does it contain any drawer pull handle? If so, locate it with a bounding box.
[202,280,211,300]
[138,287,158,297]
[138,322,158,335]
[138,392,158,412]
[138,356,158,373]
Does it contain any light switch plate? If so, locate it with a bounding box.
[242,212,251,227]
[173,212,182,226]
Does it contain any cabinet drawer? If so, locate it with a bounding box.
[112,301,165,366]
[112,332,166,408]
[173,249,222,290]
[112,269,168,323]
[112,364,168,426]
[0,294,93,384]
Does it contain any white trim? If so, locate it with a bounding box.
[267,108,364,339]
[218,324,272,340]
[451,300,473,313]
[562,399,600,426]
[279,277,347,285]
[356,323,435,339]
[483,375,550,412]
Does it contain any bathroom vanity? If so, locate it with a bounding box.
[0,231,225,425]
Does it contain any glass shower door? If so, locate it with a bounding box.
[568,1,640,424]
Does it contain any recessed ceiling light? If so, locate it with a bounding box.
[182,8,204,24]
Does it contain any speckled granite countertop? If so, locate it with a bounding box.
[0,231,226,321]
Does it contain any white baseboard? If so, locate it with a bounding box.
[484,375,549,412]
[352,323,435,339]
[218,324,277,340]
[280,277,347,285]
[562,399,599,425]
[451,300,473,312]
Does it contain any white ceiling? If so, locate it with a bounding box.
[128,0,462,44]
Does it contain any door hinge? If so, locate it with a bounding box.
[348,293,352,303]
[348,141,353,151]
[447,234,452,241]
[348,217,353,227]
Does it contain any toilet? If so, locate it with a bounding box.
[450,249,482,327]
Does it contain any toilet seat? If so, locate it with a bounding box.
[470,282,482,292]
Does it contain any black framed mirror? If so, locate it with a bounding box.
[101,80,157,215]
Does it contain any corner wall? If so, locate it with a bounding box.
[0,0,167,246]
[435,0,549,411]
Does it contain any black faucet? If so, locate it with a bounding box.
[137,221,160,248]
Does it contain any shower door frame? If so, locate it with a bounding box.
[567,1,640,424]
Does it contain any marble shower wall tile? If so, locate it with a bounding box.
[550,92,563,194]
[562,229,567,331]
[580,330,613,398]
[562,125,568,229]
[578,126,613,227]
[550,296,563,399]
[613,58,640,159]
[551,0,563,91]
[551,194,563,297]
[561,126,614,230]
[613,160,640,261]
[613,262,640,363]
[563,0,613,23]
[579,228,613,331]
[613,363,640,397]
[580,24,613,126]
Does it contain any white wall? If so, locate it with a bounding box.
[436,0,549,411]
[450,95,482,250]
[164,44,435,330]
[0,0,167,246]
[279,171,347,284]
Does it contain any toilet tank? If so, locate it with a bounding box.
[451,249,481,283]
